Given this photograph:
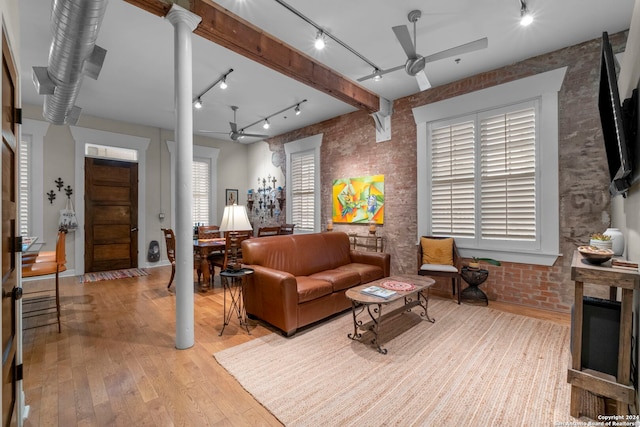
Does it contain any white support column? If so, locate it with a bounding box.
[166,4,201,350]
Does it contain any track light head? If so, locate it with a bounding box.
[263,119,270,129]
[295,105,301,115]
[194,97,202,109]
[219,78,228,89]
[314,31,326,50]
[373,69,383,81]
[520,0,533,26]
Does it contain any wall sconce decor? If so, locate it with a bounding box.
[47,190,56,204]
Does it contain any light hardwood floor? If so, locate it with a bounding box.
[21,266,570,426]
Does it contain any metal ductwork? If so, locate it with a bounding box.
[32,0,109,125]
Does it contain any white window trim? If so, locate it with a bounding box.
[414,67,567,266]
[166,141,219,229]
[284,134,322,233]
[21,119,47,239]
[71,126,150,274]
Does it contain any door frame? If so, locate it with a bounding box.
[70,126,150,275]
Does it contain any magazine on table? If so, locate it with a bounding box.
[361,285,397,299]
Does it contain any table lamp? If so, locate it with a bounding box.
[219,204,253,271]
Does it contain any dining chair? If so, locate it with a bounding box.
[257,226,281,237]
[198,225,221,239]
[22,229,67,332]
[209,230,253,278]
[279,224,295,235]
[161,228,177,289]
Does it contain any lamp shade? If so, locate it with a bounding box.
[219,204,253,232]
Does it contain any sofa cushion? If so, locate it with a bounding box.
[309,269,361,292]
[296,276,333,303]
[335,263,384,284]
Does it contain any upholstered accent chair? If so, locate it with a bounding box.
[417,236,463,304]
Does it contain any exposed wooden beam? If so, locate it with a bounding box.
[123,0,381,113]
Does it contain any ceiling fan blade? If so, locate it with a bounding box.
[415,70,431,91]
[392,25,416,59]
[424,37,488,64]
[198,130,229,134]
[357,64,405,82]
[240,132,269,139]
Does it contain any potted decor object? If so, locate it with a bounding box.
[603,228,625,256]
[468,257,501,269]
[589,233,613,251]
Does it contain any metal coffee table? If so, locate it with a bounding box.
[345,274,435,354]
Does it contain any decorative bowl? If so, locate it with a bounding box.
[578,246,614,265]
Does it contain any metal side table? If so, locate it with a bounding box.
[219,267,254,335]
[460,266,489,306]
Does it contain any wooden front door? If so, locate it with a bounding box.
[85,158,138,273]
[1,28,19,427]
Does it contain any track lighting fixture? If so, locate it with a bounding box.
[314,31,325,50]
[192,68,233,109]
[372,69,383,81]
[520,0,533,26]
[274,0,383,75]
[239,100,309,134]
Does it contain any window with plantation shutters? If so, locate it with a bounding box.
[427,100,538,251]
[416,68,564,265]
[192,159,210,226]
[480,107,536,241]
[19,137,31,236]
[290,150,315,232]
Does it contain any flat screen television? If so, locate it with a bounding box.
[598,32,637,197]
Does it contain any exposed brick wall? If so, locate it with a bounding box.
[266,31,628,313]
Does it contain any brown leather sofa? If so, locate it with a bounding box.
[242,231,390,336]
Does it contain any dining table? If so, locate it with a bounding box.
[193,237,226,291]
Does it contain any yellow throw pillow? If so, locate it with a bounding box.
[421,237,454,265]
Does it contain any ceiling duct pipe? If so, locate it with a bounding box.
[32,0,109,125]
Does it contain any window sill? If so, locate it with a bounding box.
[458,248,561,267]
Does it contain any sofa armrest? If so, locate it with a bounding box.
[349,250,390,277]
[243,264,299,335]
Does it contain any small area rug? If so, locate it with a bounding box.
[80,268,149,283]
[214,299,572,426]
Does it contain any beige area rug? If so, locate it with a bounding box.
[214,299,573,426]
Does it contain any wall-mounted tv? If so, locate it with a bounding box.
[598,32,637,197]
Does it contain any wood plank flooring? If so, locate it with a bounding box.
[21,266,570,426]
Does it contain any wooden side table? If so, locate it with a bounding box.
[568,250,639,417]
[219,267,254,335]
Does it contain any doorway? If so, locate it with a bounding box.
[84,158,138,273]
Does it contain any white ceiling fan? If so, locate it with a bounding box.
[358,10,488,91]
[199,106,269,141]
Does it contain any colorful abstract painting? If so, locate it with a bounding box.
[332,175,384,224]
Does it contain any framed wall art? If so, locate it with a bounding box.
[332,175,384,224]
[225,189,238,206]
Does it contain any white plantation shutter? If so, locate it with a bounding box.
[19,137,30,236]
[480,107,536,241]
[192,159,210,225]
[430,120,475,237]
[290,150,315,232]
